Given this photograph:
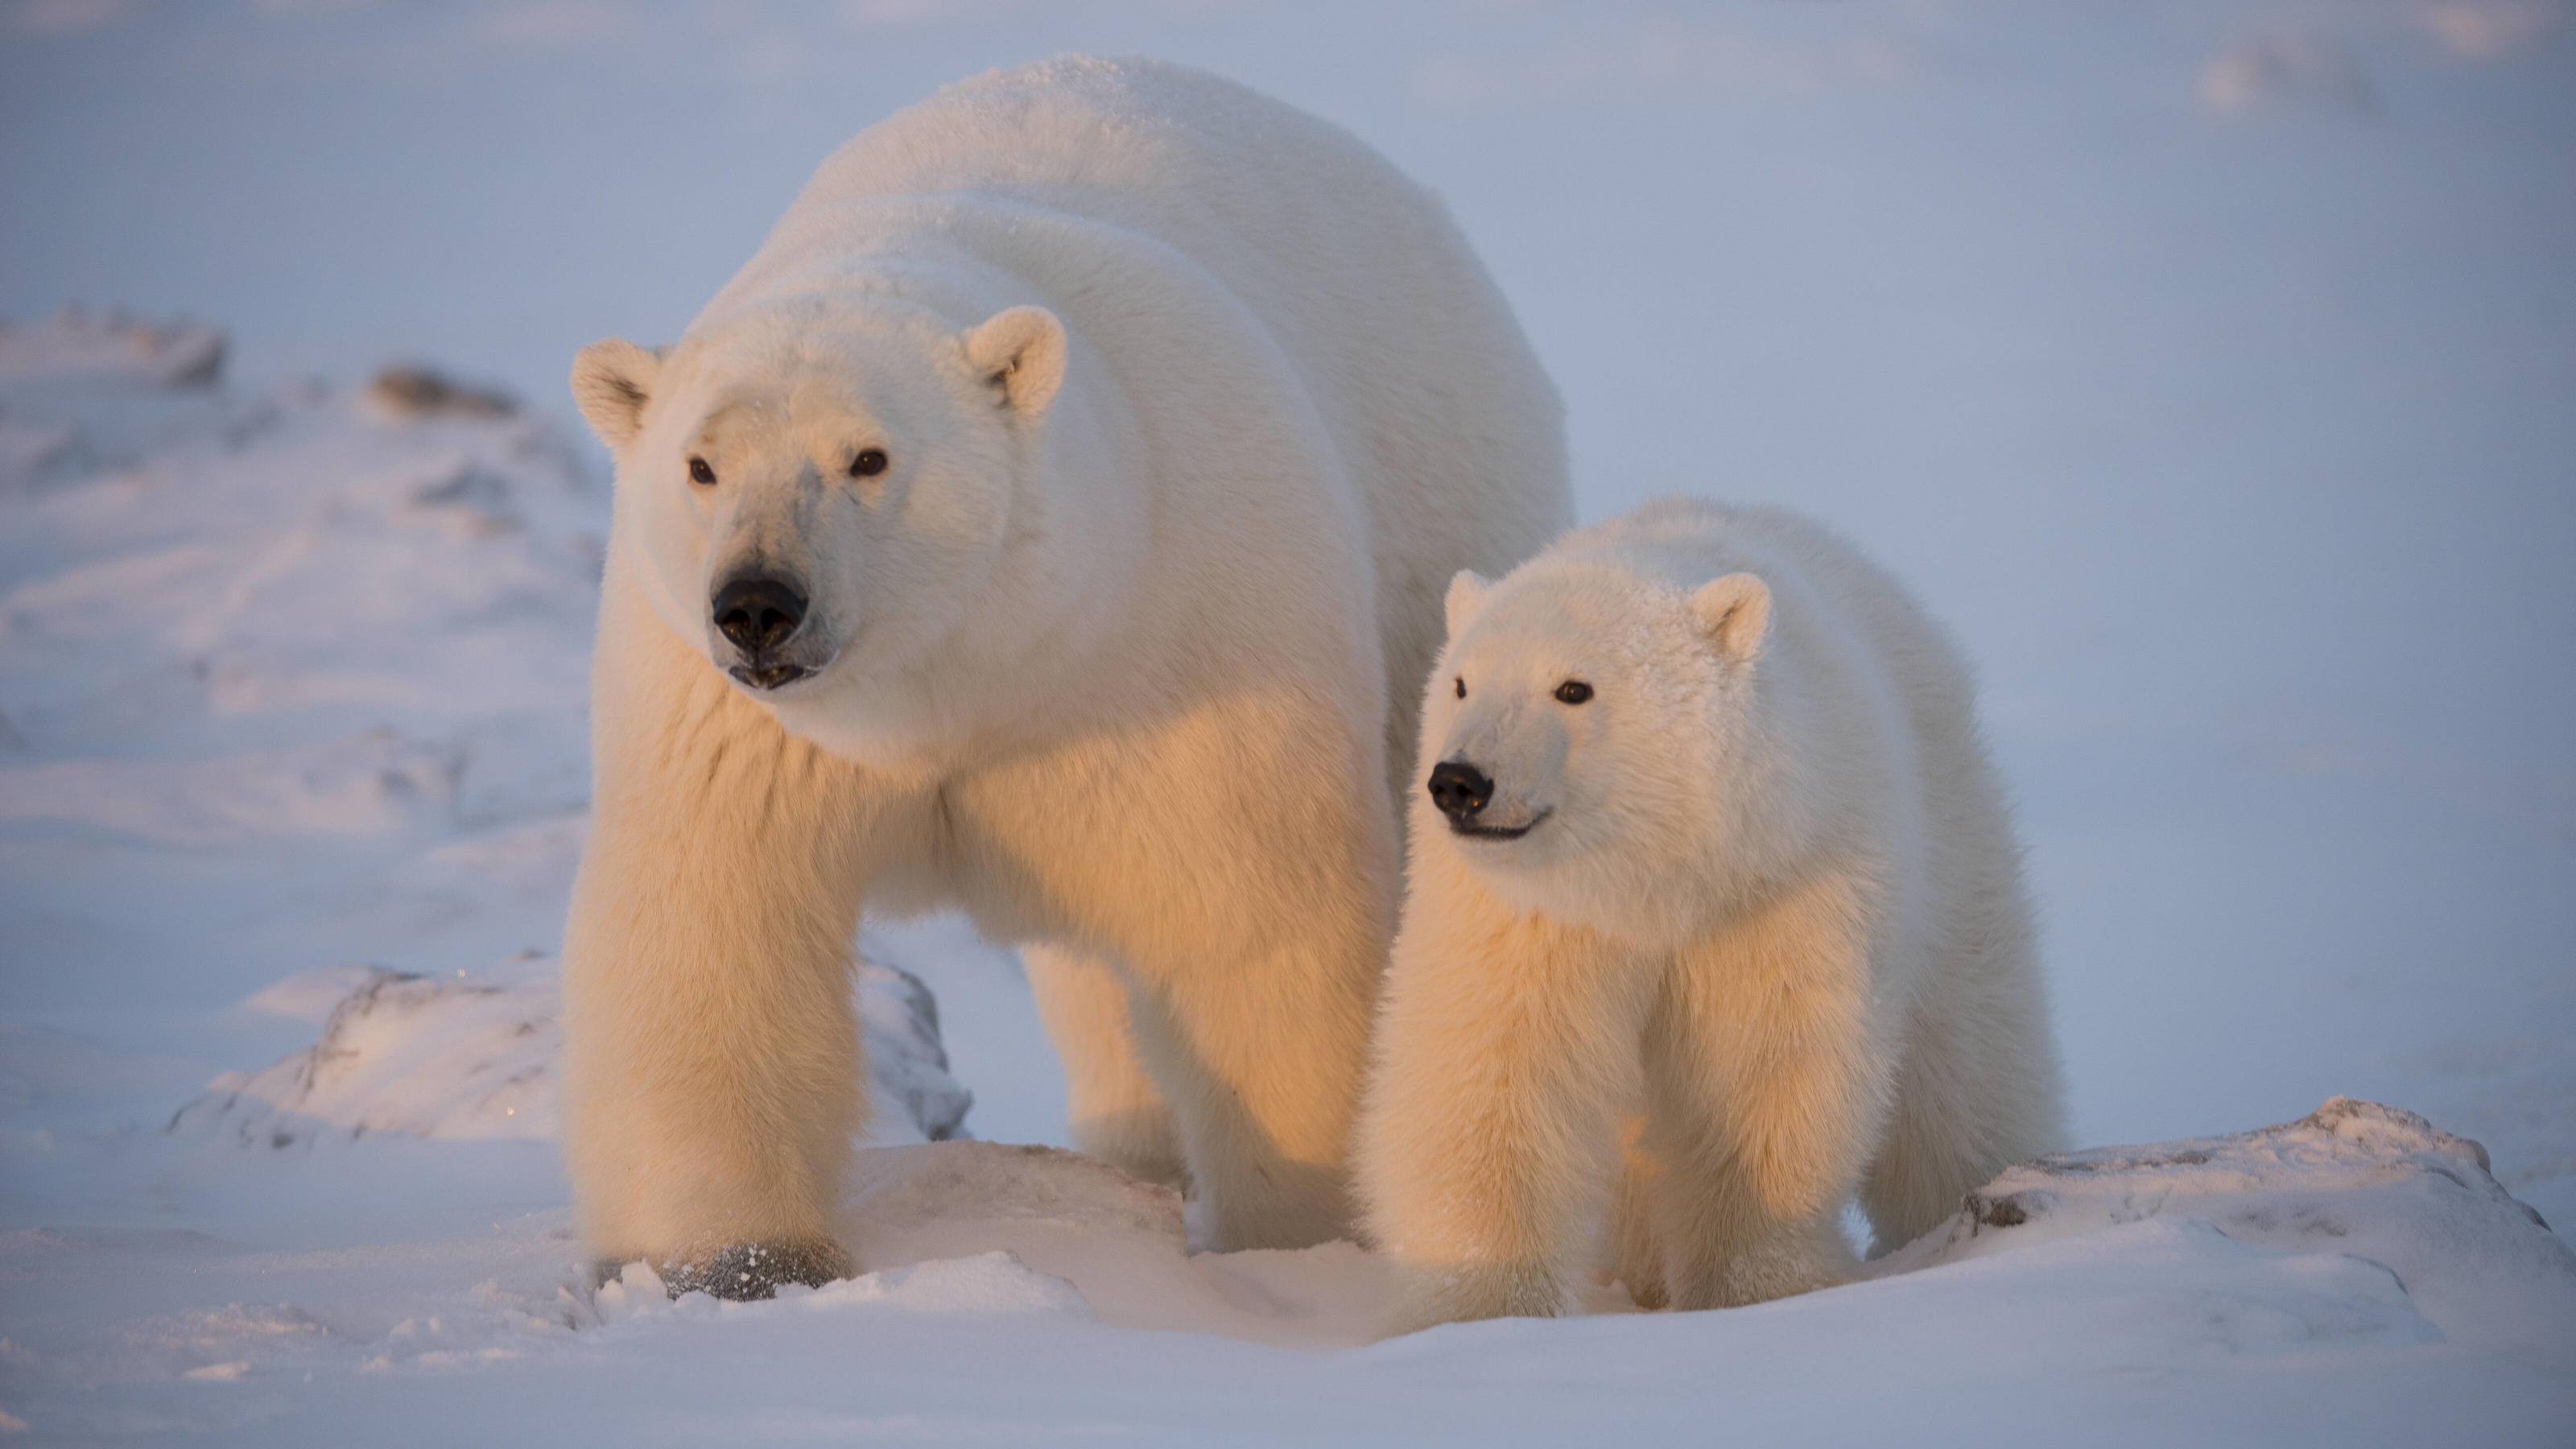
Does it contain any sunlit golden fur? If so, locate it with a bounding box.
[1356,498,2064,1331]
[1022,944,1188,1191]
[560,57,1570,1278]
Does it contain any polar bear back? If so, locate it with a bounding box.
[710,56,1572,809]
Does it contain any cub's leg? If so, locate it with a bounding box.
[1356,861,1657,1331]
[1640,874,1891,1310]
[1022,943,1187,1190]
[1604,1115,1670,1311]
[562,561,882,1298]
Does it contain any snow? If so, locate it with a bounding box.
[597,1249,1096,1326]
[3,1112,2570,1443]
[1877,1097,2576,1358]
[2,2,2573,1442]
[168,956,968,1151]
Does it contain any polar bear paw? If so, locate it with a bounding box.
[654,1240,856,1301]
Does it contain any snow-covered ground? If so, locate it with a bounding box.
[2,2,2572,1442]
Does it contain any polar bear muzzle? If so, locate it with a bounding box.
[711,571,813,691]
[1426,759,1492,826]
[1428,758,1551,840]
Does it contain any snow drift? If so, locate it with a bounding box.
[1882,1096,2576,1359]
[171,954,972,1150]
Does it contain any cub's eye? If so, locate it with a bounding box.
[1453,676,1466,700]
[687,456,716,487]
[850,448,889,478]
[1554,679,1594,705]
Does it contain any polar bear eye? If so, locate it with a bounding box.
[850,448,889,478]
[1554,679,1593,705]
[687,456,716,487]
[1453,676,1465,700]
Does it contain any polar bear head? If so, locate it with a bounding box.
[572,299,1078,754]
[1421,556,1805,945]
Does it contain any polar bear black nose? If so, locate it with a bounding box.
[1427,760,1493,824]
[712,575,807,655]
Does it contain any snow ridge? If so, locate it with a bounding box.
[171,954,973,1151]
[1885,1096,2576,1360]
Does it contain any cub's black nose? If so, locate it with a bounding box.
[1427,760,1494,824]
[712,575,807,655]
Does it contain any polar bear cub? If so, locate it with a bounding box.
[1357,497,2064,1328]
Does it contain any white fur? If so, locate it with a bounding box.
[560,56,1571,1281]
[1356,497,2064,1330]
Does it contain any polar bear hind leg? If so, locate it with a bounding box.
[1022,943,1188,1191]
[1120,933,1374,1251]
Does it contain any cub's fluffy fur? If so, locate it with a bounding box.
[1357,498,2062,1329]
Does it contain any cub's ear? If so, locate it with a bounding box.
[570,338,663,449]
[1691,572,1771,664]
[964,306,1066,419]
[1445,570,1492,638]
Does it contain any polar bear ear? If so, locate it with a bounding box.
[1691,572,1772,664]
[964,306,1066,419]
[569,338,663,449]
[1445,570,1492,638]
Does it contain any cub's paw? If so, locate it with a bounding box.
[660,1240,856,1301]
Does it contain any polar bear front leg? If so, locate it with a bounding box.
[1356,868,1657,1333]
[1639,873,1891,1310]
[562,566,877,1298]
[1022,943,1187,1191]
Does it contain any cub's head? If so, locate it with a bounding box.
[571,299,1067,741]
[1421,559,1779,943]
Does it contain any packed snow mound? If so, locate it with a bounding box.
[1904,1213,2449,1360]
[848,1139,1186,1241]
[833,1137,1405,1348]
[171,954,973,1150]
[819,1102,2574,1354]
[1885,1096,2576,1359]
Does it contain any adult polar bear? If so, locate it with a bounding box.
[562,56,1570,1294]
